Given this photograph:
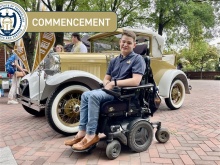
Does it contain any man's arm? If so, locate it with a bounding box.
[103,75,111,86]
[105,73,142,90]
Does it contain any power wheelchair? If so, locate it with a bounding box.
[72,56,170,159]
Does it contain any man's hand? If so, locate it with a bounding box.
[103,75,112,90]
[104,81,114,90]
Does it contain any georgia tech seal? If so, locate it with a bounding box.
[0,1,27,43]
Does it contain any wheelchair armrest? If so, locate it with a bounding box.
[102,88,121,98]
[120,93,135,99]
[102,88,136,99]
[122,83,154,91]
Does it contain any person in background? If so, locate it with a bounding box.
[71,33,88,53]
[55,44,64,52]
[7,53,28,104]
[64,30,146,150]
[64,43,73,52]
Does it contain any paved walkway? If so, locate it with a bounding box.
[0,80,220,165]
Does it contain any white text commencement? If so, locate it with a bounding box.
[32,18,111,27]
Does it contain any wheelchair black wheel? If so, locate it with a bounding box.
[106,140,121,160]
[127,121,153,152]
[155,128,170,143]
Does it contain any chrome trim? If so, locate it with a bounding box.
[17,94,45,111]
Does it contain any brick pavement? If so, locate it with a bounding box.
[0,80,220,165]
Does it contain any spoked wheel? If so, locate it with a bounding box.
[155,128,170,143]
[127,121,153,152]
[165,79,185,110]
[46,83,90,135]
[106,140,121,160]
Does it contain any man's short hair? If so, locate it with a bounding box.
[122,30,136,41]
[71,32,81,41]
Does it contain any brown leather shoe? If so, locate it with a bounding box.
[72,135,100,150]
[64,136,84,146]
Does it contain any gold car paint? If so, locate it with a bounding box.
[59,53,116,79]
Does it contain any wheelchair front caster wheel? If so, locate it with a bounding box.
[106,140,121,160]
[155,128,170,143]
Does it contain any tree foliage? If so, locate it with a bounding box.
[140,0,215,47]
[180,41,218,77]
[208,0,220,38]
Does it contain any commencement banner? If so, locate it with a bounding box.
[26,12,117,32]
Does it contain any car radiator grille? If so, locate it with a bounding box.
[20,81,30,98]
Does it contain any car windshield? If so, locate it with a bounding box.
[92,34,122,52]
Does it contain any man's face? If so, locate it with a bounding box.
[119,35,136,56]
[72,36,76,44]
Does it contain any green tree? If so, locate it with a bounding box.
[180,41,218,78]
[140,0,215,46]
[215,43,220,71]
[208,0,220,39]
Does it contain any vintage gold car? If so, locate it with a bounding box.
[18,28,190,135]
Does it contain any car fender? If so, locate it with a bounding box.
[41,70,103,99]
[158,69,190,98]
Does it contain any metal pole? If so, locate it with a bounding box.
[38,36,41,105]
[15,53,18,100]
[4,44,6,72]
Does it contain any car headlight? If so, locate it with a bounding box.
[44,52,61,75]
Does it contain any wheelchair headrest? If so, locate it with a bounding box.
[133,44,149,56]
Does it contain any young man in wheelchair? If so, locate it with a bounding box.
[64,30,146,150]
